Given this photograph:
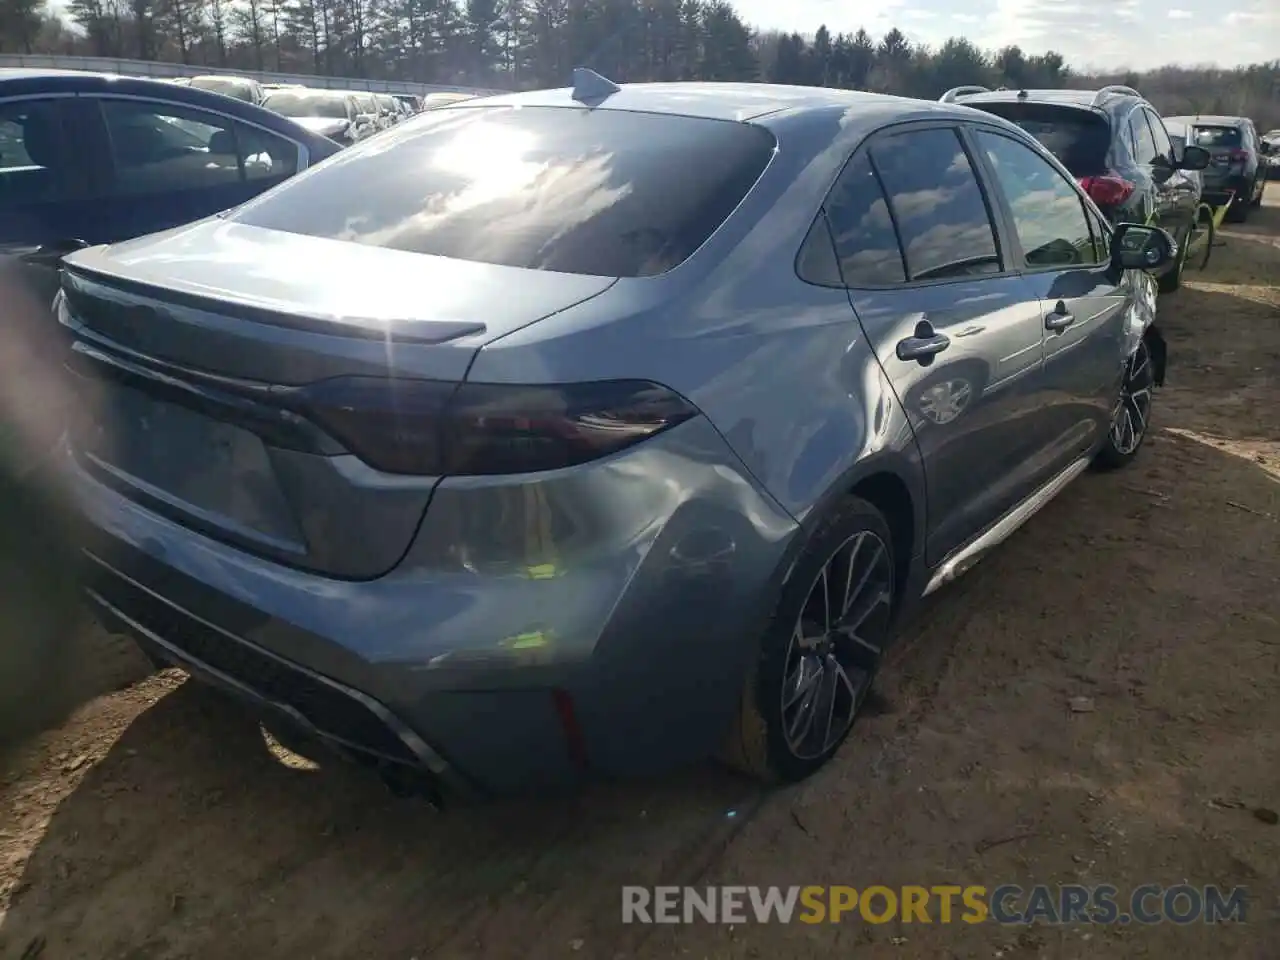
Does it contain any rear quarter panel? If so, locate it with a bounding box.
[468,107,928,541]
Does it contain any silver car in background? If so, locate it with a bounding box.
[60,75,1174,802]
[261,89,377,146]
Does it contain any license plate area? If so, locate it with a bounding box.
[76,381,307,552]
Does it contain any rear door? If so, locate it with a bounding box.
[0,95,94,304]
[78,94,305,242]
[834,125,1053,565]
[970,126,1127,466]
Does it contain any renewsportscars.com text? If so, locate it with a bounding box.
[621,884,1248,925]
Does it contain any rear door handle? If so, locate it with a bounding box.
[896,322,951,363]
[1045,301,1075,332]
[22,239,89,268]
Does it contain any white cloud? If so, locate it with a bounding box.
[981,0,1279,68]
[733,0,1279,69]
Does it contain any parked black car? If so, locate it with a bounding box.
[1163,115,1267,220]
[943,84,1210,292]
[0,69,342,304]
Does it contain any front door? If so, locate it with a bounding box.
[828,126,1053,566]
[969,127,1129,462]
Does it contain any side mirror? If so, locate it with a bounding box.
[1179,145,1211,171]
[1112,223,1176,271]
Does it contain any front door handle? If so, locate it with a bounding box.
[896,320,951,364]
[1045,301,1075,332]
[22,239,89,268]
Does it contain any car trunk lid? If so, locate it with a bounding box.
[60,220,616,579]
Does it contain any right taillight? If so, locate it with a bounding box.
[1077,174,1136,208]
[283,376,699,476]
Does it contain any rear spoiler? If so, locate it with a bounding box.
[1091,85,1143,106]
[939,85,991,103]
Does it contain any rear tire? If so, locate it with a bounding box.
[1095,337,1156,471]
[1250,178,1263,207]
[722,496,897,783]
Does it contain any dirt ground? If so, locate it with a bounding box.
[2,191,1278,960]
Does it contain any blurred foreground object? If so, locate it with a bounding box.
[0,260,81,754]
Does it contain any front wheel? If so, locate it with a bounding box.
[723,497,897,783]
[1095,337,1156,471]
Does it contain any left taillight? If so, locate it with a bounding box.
[282,377,700,477]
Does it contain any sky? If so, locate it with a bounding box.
[733,0,1280,70]
[43,0,1279,71]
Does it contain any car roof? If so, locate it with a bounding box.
[1164,114,1248,127]
[0,69,339,147]
[0,68,242,102]
[435,81,978,126]
[952,87,1154,116]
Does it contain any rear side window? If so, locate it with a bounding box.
[869,128,1001,281]
[231,106,776,278]
[1192,125,1243,148]
[966,103,1111,176]
[0,98,70,206]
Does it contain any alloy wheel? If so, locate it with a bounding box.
[780,530,894,760]
[1110,341,1154,456]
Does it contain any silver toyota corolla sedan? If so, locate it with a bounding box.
[58,73,1173,802]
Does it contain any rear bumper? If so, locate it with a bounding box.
[67,414,799,795]
[1202,173,1254,206]
[83,559,461,803]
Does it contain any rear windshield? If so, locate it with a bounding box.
[264,93,348,119]
[1192,125,1243,148]
[967,103,1111,176]
[231,106,776,278]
